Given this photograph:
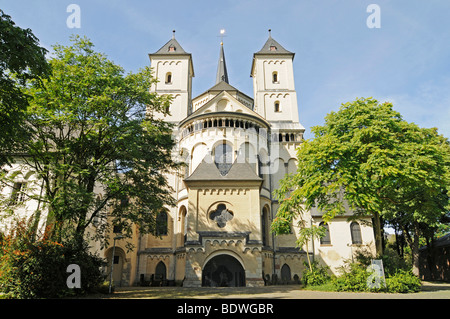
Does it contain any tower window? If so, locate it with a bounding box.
[274,101,280,112]
[272,71,278,83]
[168,45,176,52]
[165,72,172,84]
[270,45,277,51]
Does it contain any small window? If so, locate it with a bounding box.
[10,182,26,205]
[350,222,362,244]
[165,72,172,84]
[270,45,277,51]
[274,101,280,112]
[168,45,176,52]
[320,222,331,245]
[272,71,278,83]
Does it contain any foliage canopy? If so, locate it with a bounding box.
[6,35,180,248]
[271,97,450,276]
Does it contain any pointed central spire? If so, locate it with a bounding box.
[216,31,229,84]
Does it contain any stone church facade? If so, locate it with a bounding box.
[107,32,376,287]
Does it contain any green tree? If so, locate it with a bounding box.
[14,35,180,248]
[271,175,325,272]
[0,10,49,165]
[271,97,450,277]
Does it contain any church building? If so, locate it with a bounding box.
[106,31,376,287]
[0,30,377,288]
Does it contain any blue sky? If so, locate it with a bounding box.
[2,0,449,140]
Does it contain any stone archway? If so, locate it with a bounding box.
[202,254,246,287]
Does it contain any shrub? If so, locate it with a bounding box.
[302,261,331,286]
[385,269,421,293]
[332,262,373,292]
[331,260,421,293]
[0,219,106,298]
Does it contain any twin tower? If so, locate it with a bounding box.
[148,30,302,127]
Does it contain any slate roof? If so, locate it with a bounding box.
[184,154,262,182]
[207,80,239,93]
[254,34,294,56]
[216,44,229,84]
[420,232,450,250]
[151,37,189,55]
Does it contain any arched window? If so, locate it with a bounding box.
[272,71,278,83]
[274,101,280,112]
[179,206,187,244]
[350,222,362,244]
[262,206,270,246]
[319,222,331,245]
[156,210,168,236]
[165,72,172,84]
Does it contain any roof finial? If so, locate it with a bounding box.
[172,30,176,39]
[268,29,272,37]
[219,29,226,45]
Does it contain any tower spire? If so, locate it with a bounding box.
[216,30,229,84]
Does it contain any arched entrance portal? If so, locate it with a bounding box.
[202,254,246,287]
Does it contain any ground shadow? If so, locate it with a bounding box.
[83,285,303,299]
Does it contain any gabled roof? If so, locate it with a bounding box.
[207,80,239,93]
[180,90,268,128]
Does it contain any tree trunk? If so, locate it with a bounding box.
[411,222,420,277]
[372,211,383,257]
[305,240,312,271]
